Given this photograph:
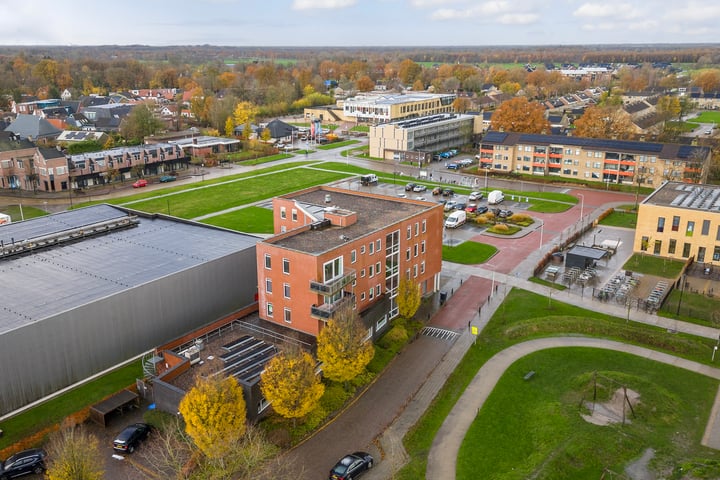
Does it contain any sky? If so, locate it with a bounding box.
[0,0,718,47]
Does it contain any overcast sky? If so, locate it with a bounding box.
[1,0,718,47]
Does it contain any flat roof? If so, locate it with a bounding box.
[0,204,259,334]
[642,181,720,212]
[344,92,454,106]
[268,189,438,254]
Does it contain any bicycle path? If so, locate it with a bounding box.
[426,337,720,480]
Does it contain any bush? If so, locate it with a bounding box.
[377,324,408,351]
[474,215,490,225]
[143,409,180,432]
[492,223,510,232]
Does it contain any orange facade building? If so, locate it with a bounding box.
[255,186,444,338]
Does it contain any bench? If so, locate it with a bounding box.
[523,371,536,381]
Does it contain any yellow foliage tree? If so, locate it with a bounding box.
[45,426,104,480]
[224,116,235,137]
[490,97,551,134]
[260,350,324,424]
[178,375,247,460]
[397,278,422,319]
[233,101,259,129]
[317,304,375,386]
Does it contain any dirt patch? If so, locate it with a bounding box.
[581,388,640,426]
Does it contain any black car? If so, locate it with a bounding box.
[0,448,46,479]
[329,452,374,480]
[442,188,455,197]
[113,423,150,454]
[405,182,416,191]
[476,206,489,214]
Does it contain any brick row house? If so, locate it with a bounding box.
[255,186,444,338]
[0,132,69,192]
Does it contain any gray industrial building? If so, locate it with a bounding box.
[0,204,259,417]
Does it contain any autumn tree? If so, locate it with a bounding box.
[656,95,680,124]
[452,97,472,113]
[356,75,374,92]
[120,103,163,143]
[397,278,421,319]
[316,303,374,387]
[224,116,234,137]
[693,69,720,92]
[178,375,247,461]
[490,97,551,134]
[573,105,635,140]
[45,426,104,480]
[398,59,422,85]
[140,416,194,480]
[260,349,324,425]
[233,101,259,129]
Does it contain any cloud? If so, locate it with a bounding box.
[292,0,356,9]
[428,1,517,20]
[498,13,539,25]
[573,2,643,20]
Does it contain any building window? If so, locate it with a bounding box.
[714,246,720,261]
[351,249,357,263]
[376,261,381,274]
[280,207,286,219]
[283,283,290,299]
[414,244,419,257]
[682,242,691,257]
[360,245,366,254]
[265,278,272,293]
[415,222,419,236]
[422,220,426,233]
[406,248,411,261]
[413,264,418,278]
[668,239,677,254]
[653,240,662,255]
[283,308,291,323]
[266,302,273,317]
[672,216,680,232]
[407,226,411,239]
[376,239,381,251]
[264,254,271,269]
[421,261,425,274]
[421,240,426,254]
[280,225,286,233]
[686,221,694,237]
[291,209,298,222]
[640,236,649,251]
[702,220,710,236]
[369,264,374,277]
[376,284,381,296]
[282,258,290,274]
[369,241,374,254]
[360,269,366,278]
[656,217,665,233]
[360,292,366,301]
[698,246,706,263]
[369,288,374,300]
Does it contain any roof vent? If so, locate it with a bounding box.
[325,194,332,203]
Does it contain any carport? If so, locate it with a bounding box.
[89,389,140,427]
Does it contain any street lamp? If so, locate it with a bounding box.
[539,223,544,248]
[484,167,489,190]
[578,193,585,224]
[676,274,686,316]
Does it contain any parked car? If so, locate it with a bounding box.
[132,179,148,188]
[469,191,483,201]
[113,423,151,454]
[405,182,416,191]
[454,202,467,211]
[432,186,443,195]
[495,209,513,218]
[442,188,455,197]
[446,162,460,170]
[159,175,177,183]
[458,158,473,166]
[476,205,489,214]
[413,184,427,192]
[0,449,46,479]
[329,452,374,480]
[443,200,457,211]
[466,203,478,213]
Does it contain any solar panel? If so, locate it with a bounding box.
[483,131,508,143]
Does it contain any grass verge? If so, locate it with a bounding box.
[442,241,497,264]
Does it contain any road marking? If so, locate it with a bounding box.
[422,327,459,341]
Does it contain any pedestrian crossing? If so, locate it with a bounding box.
[422,326,459,341]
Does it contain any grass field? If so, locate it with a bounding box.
[693,111,720,124]
[399,288,720,479]
[599,209,637,229]
[0,205,48,221]
[459,348,719,479]
[201,206,274,233]
[623,253,685,278]
[442,241,498,264]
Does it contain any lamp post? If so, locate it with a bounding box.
[676,274,686,316]
[539,223,544,248]
[484,167,489,190]
[578,193,585,224]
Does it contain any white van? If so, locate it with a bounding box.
[444,210,466,229]
[487,190,504,205]
[360,174,378,186]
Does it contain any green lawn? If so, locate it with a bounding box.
[0,361,142,451]
[316,140,361,150]
[623,254,685,278]
[201,206,274,233]
[399,288,720,479]
[459,348,719,479]
[599,210,638,229]
[0,205,49,221]
[526,199,574,213]
[667,120,700,132]
[442,241,497,264]
[693,111,720,124]
[660,288,720,326]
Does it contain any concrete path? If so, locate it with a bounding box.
[426,337,720,480]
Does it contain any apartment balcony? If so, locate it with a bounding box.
[310,292,356,320]
[309,269,356,295]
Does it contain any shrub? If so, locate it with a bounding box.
[377,324,408,351]
[492,223,510,232]
[474,215,490,225]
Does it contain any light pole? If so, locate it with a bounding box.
[484,167,489,190]
[676,274,686,316]
[578,193,585,224]
[539,223,544,248]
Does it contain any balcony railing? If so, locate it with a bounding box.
[309,269,356,295]
[310,292,355,320]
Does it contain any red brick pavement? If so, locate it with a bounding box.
[431,276,493,330]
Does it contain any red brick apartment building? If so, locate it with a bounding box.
[255,186,444,338]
